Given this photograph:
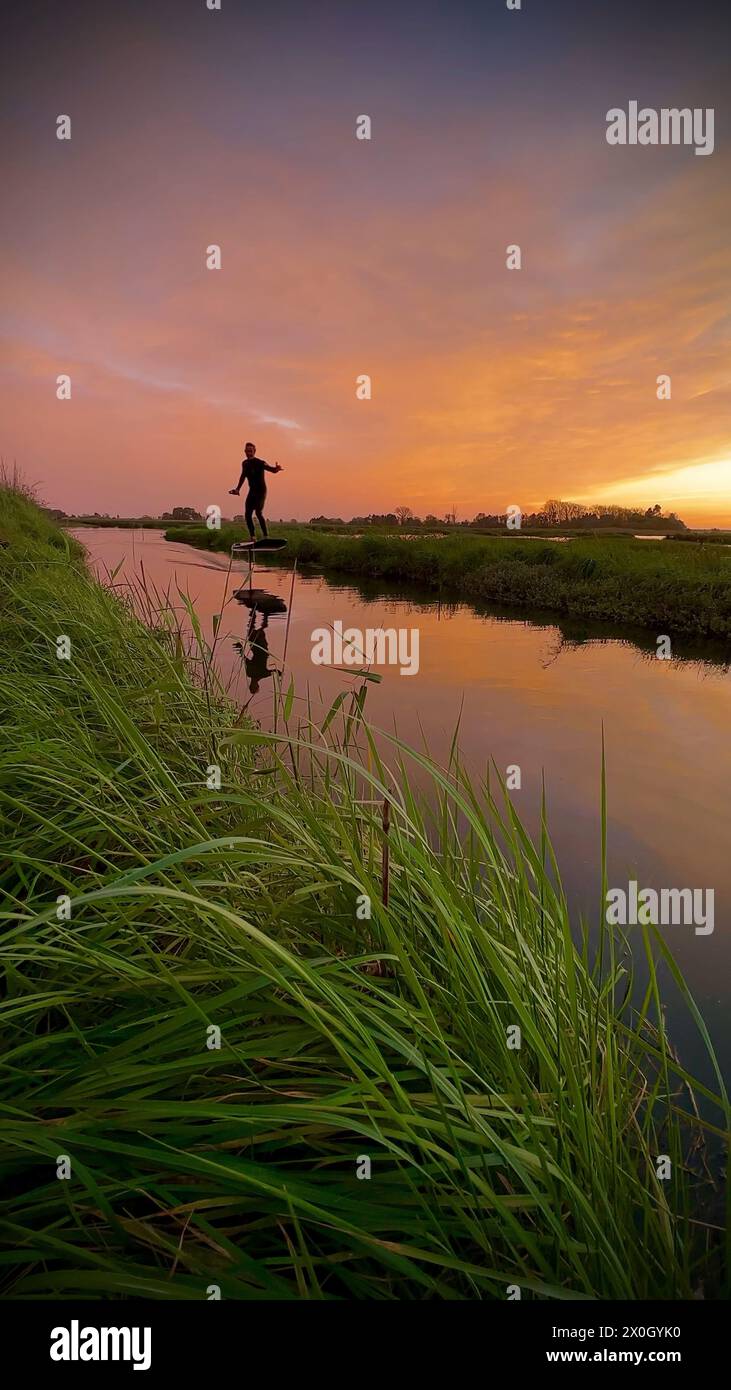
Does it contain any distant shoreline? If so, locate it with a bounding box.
[157,522,731,641]
[60,515,731,541]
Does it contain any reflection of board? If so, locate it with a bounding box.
[231,538,288,553]
[233,588,288,612]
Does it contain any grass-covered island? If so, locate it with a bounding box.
[1,486,728,1299]
[165,523,731,640]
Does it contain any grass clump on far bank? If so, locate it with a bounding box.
[1,488,728,1300]
[165,522,731,639]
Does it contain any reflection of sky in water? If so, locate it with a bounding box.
[76,529,731,1083]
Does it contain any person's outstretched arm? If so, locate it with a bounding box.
[229,461,248,494]
[263,460,283,473]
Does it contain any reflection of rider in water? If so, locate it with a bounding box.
[233,587,287,698]
[242,611,271,694]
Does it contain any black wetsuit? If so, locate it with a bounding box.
[237,457,276,539]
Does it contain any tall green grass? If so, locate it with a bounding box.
[165,522,731,639]
[1,488,728,1299]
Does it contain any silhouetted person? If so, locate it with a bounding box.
[229,442,282,540]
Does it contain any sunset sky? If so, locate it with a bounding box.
[2,0,730,525]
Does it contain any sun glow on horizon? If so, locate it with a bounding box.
[584,458,731,526]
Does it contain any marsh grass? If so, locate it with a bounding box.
[1,488,728,1299]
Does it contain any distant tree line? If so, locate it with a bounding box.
[48,499,688,533]
[52,506,208,523]
[309,501,687,531]
[161,507,202,521]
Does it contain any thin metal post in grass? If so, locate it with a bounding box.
[281,560,300,782]
[282,557,297,671]
[381,796,390,907]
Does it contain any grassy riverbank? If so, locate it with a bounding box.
[1,488,728,1299]
[165,523,731,639]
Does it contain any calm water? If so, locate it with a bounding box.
[73,527,731,1083]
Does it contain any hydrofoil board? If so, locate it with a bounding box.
[231,537,288,554]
